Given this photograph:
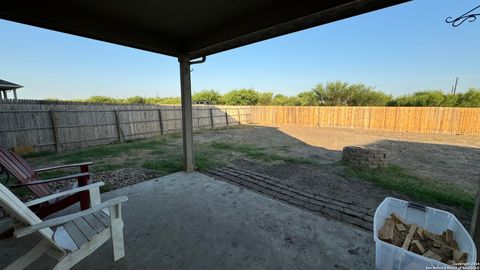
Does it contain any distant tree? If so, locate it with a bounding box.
[44,98,61,101]
[272,94,300,106]
[297,91,319,106]
[312,81,390,106]
[392,91,450,107]
[258,92,274,105]
[221,89,259,105]
[161,97,181,104]
[124,95,146,104]
[192,90,222,104]
[349,84,392,106]
[442,94,460,107]
[85,96,119,103]
[313,81,351,105]
[145,97,160,104]
[48,84,480,108]
[457,88,480,107]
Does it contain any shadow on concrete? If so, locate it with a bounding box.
[0,172,376,270]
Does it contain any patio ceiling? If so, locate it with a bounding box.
[0,0,409,58]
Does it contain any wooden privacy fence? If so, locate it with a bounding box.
[250,106,480,136]
[0,101,251,152]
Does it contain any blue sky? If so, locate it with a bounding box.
[0,0,479,100]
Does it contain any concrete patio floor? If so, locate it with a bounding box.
[1,172,375,269]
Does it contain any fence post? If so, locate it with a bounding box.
[114,111,123,143]
[210,108,214,128]
[317,107,321,127]
[368,107,372,129]
[158,109,164,135]
[394,107,399,131]
[50,110,62,152]
[237,108,241,124]
[225,110,229,127]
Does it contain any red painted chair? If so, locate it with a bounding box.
[0,148,92,218]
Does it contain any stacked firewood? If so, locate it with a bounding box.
[379,212,468,266]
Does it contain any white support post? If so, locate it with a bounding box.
[178,56,195,172]
[2,91,7,100]
[13,89,17,100]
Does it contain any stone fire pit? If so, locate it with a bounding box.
[342,146,389,169]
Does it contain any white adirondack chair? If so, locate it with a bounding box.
[0,181,128,270]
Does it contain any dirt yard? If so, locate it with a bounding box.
[5,124,479,227]
[191,125,480,227]
[195,125,480,194]
[279,125,480,192]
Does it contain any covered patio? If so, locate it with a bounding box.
[0,0,410,269]
[0,79,22,100]
[1,172,374,269]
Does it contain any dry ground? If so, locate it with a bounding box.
[237,125,480,193]
[192,125,480,192]
[4,124,479,227]
[191,125,480,226]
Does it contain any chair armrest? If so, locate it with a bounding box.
[9,172,90,188]
[25,182,105,207]
[15,196,128,238]
[34,162,93,173]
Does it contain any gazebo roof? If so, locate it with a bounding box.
[0,0,409,58]
[0,79,22,91]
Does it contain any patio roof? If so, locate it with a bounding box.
[0,79,22,91]
[0,0,409,58]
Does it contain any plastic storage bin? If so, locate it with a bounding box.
[373,197,476,270]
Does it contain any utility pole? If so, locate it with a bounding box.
[452,77,459,95]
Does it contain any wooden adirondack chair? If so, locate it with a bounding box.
[0,148,92,218]
[0,181,127,270]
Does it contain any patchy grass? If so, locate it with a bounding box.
[94,164,123,172]
[100,182,114,193]
[7,186,31,197]
[20,150,56,159]
[142,143,229,173]
[194,151,221,170]
[37,170,72,179]
[143,158,183,174]
[344,164,474,210]
[44,137,170,164]
[0,174,33,198]
[9,127,473,214]
[19,125,320,180]
[209,141,317,165]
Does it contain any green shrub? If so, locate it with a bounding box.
[272,94,299,106]
[258,92,274,105]
[192,90,222,104]
[221,89,259,105]
[392,91,447,107]
[49,85,480,107]
[145,96,181,104]
[457,88,480,107]
[124,95,146,104]
[85,96,119,103]
[313,81,391,106]
[297,91,318,106]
